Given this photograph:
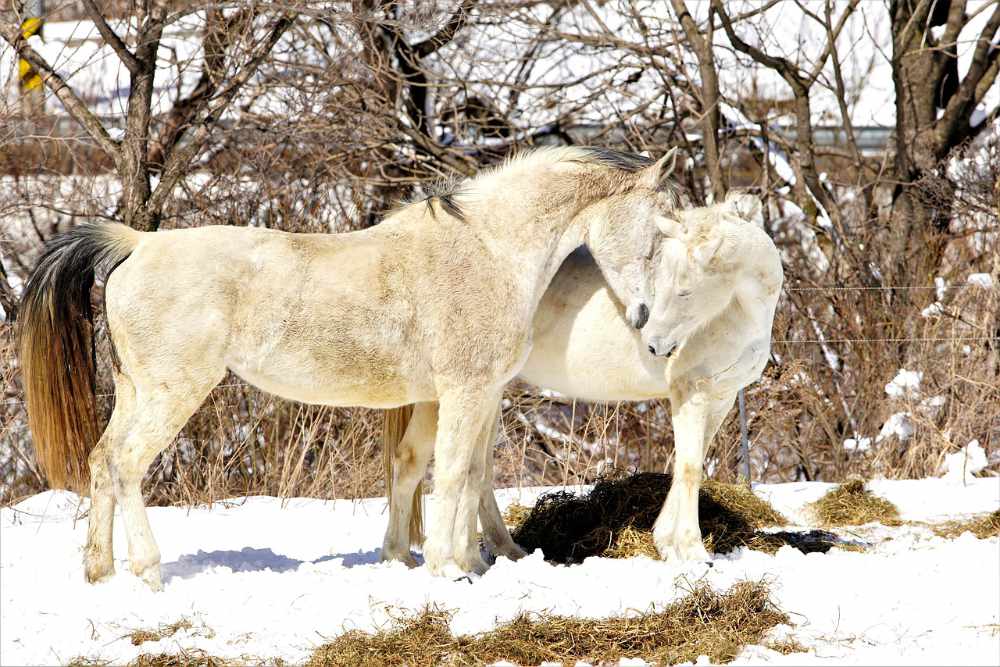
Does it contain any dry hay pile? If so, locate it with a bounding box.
[306,581,787,667]
[810,479,901,527]
[506,471,855,561]
[931,509,1000,539]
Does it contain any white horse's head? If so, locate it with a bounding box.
[585,148,680,330]
[641,192,765,358]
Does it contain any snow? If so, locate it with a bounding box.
[877,412,915,443]
[921,301,944,318]
[942,441,990,485]
[2,479,998,666]
[884,369,922,399]
[842,436,872,453]
[967,273,994,288]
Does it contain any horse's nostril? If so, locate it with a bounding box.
[648,345,656,355]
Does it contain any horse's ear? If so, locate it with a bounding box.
[725,192,763,226]
[691,233,737,271]
[656,214,682,237]
[640,148,678,190]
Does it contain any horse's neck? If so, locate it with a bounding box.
[729,234,782,336]
[465,168,598,312]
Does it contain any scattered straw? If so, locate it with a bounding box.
[810,479,901,527]
[510,471,787,562]
[307,581,786,666]
[502,502,532,532]
[765,637,809,655]
[130,651,283,667]
[129,619,195,646]
[71,651,282,667]
[605,525,659,559]
[931,510,1000,539]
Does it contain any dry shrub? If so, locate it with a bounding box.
[810,479,901,527]
[510,471,787,562]
[931,510,1000,540]
[307,581,786,667]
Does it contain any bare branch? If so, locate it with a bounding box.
[0,16,121,162]
[81,0,141,74]
[147,14,296,218]
[413,0,476,58]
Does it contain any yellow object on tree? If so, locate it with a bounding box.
[19,17,43,92]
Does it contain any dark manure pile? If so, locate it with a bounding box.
[508,471,795,562]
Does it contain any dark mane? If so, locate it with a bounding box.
[406,176,469,222]
[402,146,666,223]
[573,146,655,172]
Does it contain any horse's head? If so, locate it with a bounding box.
[641,192,765,359]
[585,148,680,330]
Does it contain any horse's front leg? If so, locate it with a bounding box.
[654,390,714,562]
[424,389,498,577]
[476,411,528,561]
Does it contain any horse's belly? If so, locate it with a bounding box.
[226,345,430,409]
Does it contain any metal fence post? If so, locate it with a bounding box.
[738,388,751,486]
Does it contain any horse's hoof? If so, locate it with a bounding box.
[132,565,164,592]
[457,553,490,576]
[654,533,711,563]
[424,555,467,579]
[381,549,419,569]
[84,560,115,584]
[492,542,528,561]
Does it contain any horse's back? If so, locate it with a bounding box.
[103,224,431,407]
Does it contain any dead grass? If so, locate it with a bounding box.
[765,636,809,655]
[930,510,1000,539]
[502,502,532,531]
[70,650,284,667]
[509,471,788,562]
[129,619,196,646]
[810,479,901,527]
[306,580,786,667]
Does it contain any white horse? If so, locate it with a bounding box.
[18,146,680,589]
[383,193,782,564]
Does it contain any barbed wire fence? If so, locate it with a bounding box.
[1,282,997,488]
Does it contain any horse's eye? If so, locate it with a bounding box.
[678,291,692,298]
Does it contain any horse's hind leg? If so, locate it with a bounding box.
[84,372,136,583]
[382,402,438,566]
[111,371,224,590]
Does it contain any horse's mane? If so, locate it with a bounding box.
[400,146,671,223]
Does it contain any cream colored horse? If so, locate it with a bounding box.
[18,147,680,589]
[383,193,782,564]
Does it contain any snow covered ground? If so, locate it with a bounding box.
[2,478,998,666]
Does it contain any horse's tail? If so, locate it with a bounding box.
[383,404,425,546]
[18,222,141,492]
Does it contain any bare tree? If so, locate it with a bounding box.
[0,2,294,231]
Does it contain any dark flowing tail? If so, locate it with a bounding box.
[383,404,424,546]
[17,222,141,491]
